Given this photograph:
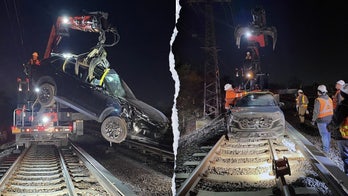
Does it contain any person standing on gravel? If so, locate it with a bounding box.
[333,80,345,110]
[296,89,309,125]
[327,83,348,174]
[311,85,333,153]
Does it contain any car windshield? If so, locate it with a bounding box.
[235,93,277,107]
[102,69,137,99]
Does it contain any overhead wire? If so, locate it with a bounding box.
[3,0,17,52]
[3,0,26,65]
[12,0,26,63]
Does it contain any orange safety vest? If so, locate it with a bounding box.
[340,117,348,139]
[225,90,246,108]
[317,97,333,118]
[333,90,340,109]
[225,90,245,99]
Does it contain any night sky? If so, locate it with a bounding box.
[1,1,348,129]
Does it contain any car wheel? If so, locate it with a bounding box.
[37,83,56,107]
[101,116,128,143]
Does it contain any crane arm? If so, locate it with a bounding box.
[44,12,117,59]
[234,7,277,50]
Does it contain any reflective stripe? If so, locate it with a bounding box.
[317,98,333,118]
[301,95,307,106]
[296,95,308,107]
[340,117,348,139]
[225,90,245,99]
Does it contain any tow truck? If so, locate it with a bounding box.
[11,11,118,147]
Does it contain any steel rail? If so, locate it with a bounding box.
[0,147,28,188]
[58,148,77,196]
[286,122,348,196]
[70,142,136,196]
[176,134,225,196]
[123,139,174,161]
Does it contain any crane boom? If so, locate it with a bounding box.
[44,12,116,59]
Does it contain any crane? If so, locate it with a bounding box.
[234,7,277,90]
[44,11,119,59]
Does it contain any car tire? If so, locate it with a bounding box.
[37,83,56,107]
[101,116,128,143]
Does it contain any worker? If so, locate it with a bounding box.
[311,85,333,153]
[327,83,348,174]
[333,80,345,110]
[24,52,40,77]
[224,83,246,110]
[245,51,252,60]
[296,89,309,125]
[28,52,40,66]
[244,51,252,70]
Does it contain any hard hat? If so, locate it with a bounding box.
[336,80,345,86]
[298,89,303,93]
[32,52,38,56]
[224,83,232,91]
[246,51,250,55]
[340,84,348,99]
[317,85,327,94]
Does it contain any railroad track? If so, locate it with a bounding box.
[120,139,174,162]
[0,143,135,195]
[175,121,348,196]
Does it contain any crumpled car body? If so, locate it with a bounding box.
[226,91,285,139]
[31,54,170,144]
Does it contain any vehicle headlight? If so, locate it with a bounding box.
[34,87,40,93]
[41,116,49,124]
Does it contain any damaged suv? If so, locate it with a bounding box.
[31,53,170,144]
[226,91,285,139]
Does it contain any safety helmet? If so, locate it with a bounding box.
[32,52,38,57]
[340,84,348,99]
[224,83,233,91]
[337,80,345,86]
[317,85,327,94]
[246,51,250,55]
[298,89,303,93]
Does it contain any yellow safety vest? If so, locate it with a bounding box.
[340,117,348,139]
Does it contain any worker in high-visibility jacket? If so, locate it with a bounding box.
[24,52,40,77]
[333,80,345,110]
[327,83,348,174]
[296,89,309,124]
[224,83,246,110]
[311,85,333,153]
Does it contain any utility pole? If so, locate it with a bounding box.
[186,0,230,118]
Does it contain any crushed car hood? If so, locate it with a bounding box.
[231,106,283,115]
[126,98,169,123]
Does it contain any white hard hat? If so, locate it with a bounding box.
[298,89,303,93]
[337,80,345,86]
[340,83,348,98]
[317,85,327,93]
[224,84,232,91]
